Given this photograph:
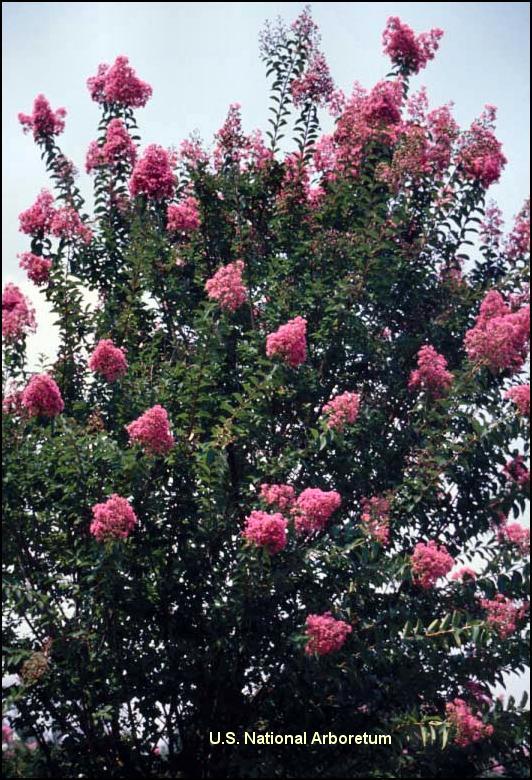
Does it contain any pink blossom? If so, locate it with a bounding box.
[503,456,530,488]
[498,521,530,555]
[242,510,288,554]
[213,103,248,171]
[506,200,530,261]
[360,496,391,545]
[205,260,247,312]
[246,130,274,169]
[87,56,152,107]
[18,190,55,235]
[480,203,504,249]
[411,540,454,588]
[464,291,529,373]
[408,344,454,397]
[103,118,137,168]
[18,252,52,285]
[480,594,526,638]
[167,197,201,233]
[2,384,25,417]
[292,488,341,535]
[456,107,506,188]
[322,391,361,431]
[179,137,209,169]
[266,316,307,367]
[304,612,352,656]
[126,405,175,455]
[85,141,106,173]
[129,145,176,200]
[291,6,319,47]
[382,17,444,75]
[2,723,14,744]
[260,483,296,512]
[21,374,64,417]
[90,494,138,542]
[89,339,128,382]
[2,283,36,342]
[445,699,494,747]
[450,566,477,582]
[505,384,530,417]
[50,207,93,244]
[290,51,335,108]
[18,94,66,140]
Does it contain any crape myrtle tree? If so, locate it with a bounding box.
[2,8,530,779]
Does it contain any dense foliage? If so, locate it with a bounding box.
[3,8,530,778]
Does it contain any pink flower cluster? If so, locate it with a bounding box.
[205,260,247,312]
[506,200,530,262]
[179,137,210,169]
[481,203,504,249]
[21,374,64,418]
[445,698,494,747]
[382,17,444,75]
[89,339,128,382]
[505,384,530,417]
[360,496,391,545]
[322,391,361,431]
[242,510,288,554]
[408,344,454,397]
[86,119,137,173]
[213,104,273,172]
[290,51,335,108]
[304,612,352,656]
[167,197,201,233]
[18,94,66,140]
[503,456,530,488]
[411,540,454,588]
[2,284,36,342]
[456,106,506,188]
[126,404,175,455]
[2,384,25,417]
[129,145,176,200]
[266,316,307,367]
[464,290,530,374]
[260,483,296,512]
[18,252,52,285]
[292,488,342,535]
[450,566,477,582]
[90,494,138,542]
[18,190,55,235]
[50,207,93,244]
[480,594,527,638]
[87,56,152,107]
[498,521,530,555]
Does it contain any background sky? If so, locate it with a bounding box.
[2,2,530,697]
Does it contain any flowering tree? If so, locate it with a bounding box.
[2,9,530,779]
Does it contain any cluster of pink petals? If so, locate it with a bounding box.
[2,384,25,417]
[464,290,530,374]
[129,145,176,200]
[167,197,201,233]
[503,456,530,488]
[242,510,288,554]
[86,119,138,173]
[213,104,273,172]
[480,594,527,638]
[408,344,454,397]
[322,391,361,431]
[506,200,530,261]
[292,488,341,535]
[411,540,454,588]
[505,384,530,417]
[450,566,477,582]
[89,339,128,382]
[179,137,210,169]
[87,56,152,107]
[18,190,55,235]
[205,260,247,312]
[260,483,296,512]
[290,51,335,108]
[382,17,444,75]
[18,94,66,139]
[2,284,36,342]
[266,316,307,367]
[90,494,138,542]
[18,252,52,285]
[85,141,106,173]
[21,374,64,418]
[360,496,391,545]
[498,521,530,555]
[50,207,93,244]
[480,203,504,249]
[456,106,507,188]
[445,699,494,747]
[126,404,175,455]
[304,612,352,656]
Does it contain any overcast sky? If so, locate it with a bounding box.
[2,2,530,697]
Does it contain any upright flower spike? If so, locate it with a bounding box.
[89,340,128,383]
[242,510,288,555]
[2,284,36,342]
[266,316,308,367]
[360,496,391,545]
[129,145,176,200]
[87,56,152,107]
[18,190,55,236]
[126,405,175,455]
[411,540,454,588]
[292,488,341,535]
[480,594,527,638]
[456,106,506,188]
[408,344,454,397]
[505,384,530,417]
[18,94,66,140]
[322,391,361,431]
[21,374,64,418]
[90,494,138,542]
[464,290,529,373]
[382,17,444,76]
[304,613,352,655]
[498,521,530,555]
[445,699,494,747]
[167,197,201,233]
[18,253,52,286]
[260,483,296,512]
[205,260,247,312]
